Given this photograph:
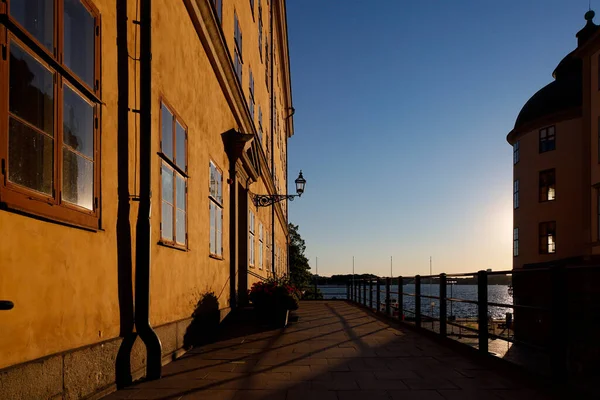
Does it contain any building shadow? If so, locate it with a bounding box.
[183,292,221,349]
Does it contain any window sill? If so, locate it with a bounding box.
[158,241,188,252]
[209,254,224,260]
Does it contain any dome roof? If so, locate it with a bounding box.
[513,52,582,130]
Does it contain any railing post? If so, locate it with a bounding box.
[551,266,568,382]
[415,275,421,328]
[478,270,489,354]
[347,282,350,301]
[314,274,318,300]
[376,278,381,313]
[398,276,403,320]
[363,279,367,306]
[369,279,373,310]
[439,273,447,336]
[385,277,391,316]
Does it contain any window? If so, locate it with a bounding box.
[234,12,243,84]
[209,162,223,256]
[258,106,263,142]
[249,68,255,121]
[265,228,270,270]
[249,209,255,266]
[258,0,263,61]
[539,169,556,202]
[212,0,222,22]
[513,179,519,209]
[265,38,269,90]
[513,141,520,164]
[539,222,556,254]
[258,223,263,269]
[513,228,519,257]
[160,102,187,247]
[250,0,254,17]
[0,0,101,229]
[539,126,555,153]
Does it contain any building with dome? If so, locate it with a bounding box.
[508,10,600,270]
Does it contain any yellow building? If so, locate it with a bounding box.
[508,11,600,270]
[0,0,295,398]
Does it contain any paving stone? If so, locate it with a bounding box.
[102,302,552,400]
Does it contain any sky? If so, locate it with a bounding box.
[285,0,593,277]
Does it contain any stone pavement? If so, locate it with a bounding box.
[103,301,555,400]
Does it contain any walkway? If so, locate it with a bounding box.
[103,301,553,400]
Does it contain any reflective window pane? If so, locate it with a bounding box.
[9,42,54,136]
[210,202,216,254]
[64,0,95,88]
[161,164,173,204]
[176,121,186,170]
[216,207,222,255]
[161,201,173,241]
[176,210,186,245]
[10,0,54,52]
[161,104,173,160]
[62,148,94,210]
[63,85,94,157]
[8,117,53,195]
[176,174,186,210]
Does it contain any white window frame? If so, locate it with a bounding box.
[209,162,223,257]
[249,209,255,266]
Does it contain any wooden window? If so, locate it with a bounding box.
[539,169,555,202]
[258,105,263,142]
[209,161,223,257]
[513,228,519,257]
[539,221,556,254]
[0,0,101,229]
[258,0,263,62]
[212,0,222,22]
[234,11,243,84]
[159,101,187,248]
[249,209,255,266]
[513,141,519,164]
[539,126,555,153]
[249,67,254,121]
[258,223,263,269]
[513,179,519,209]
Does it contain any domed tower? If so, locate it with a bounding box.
[507,11,600,269]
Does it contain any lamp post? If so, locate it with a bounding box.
[252,171,306,207]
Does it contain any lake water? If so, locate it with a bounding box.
[318,284,513,319]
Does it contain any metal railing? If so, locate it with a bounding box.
[346,265,600,387]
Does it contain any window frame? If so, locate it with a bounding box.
[209,161,224,258]
[539,169,556,202]
[513,179,519,209]
[539,126,556,153]
[0,1,102,230]
[513,227,519,257]
[248,209,255,267]
[212,0,222,23]
[513,141,519,164]
[258,222,263,270]
[539,221,556,255]
[158,98,188,250]
[249,67,254,121]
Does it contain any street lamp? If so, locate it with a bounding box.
[252,171,306,207]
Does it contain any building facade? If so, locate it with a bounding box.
[0,0,294,398]
[508,11,600,270]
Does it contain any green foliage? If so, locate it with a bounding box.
[288,223,312,289]
[303,287,323,300]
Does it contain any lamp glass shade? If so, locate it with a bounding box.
[295,171,306,195]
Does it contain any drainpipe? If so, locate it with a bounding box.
[270,0,275,277]
[136,0,162,380]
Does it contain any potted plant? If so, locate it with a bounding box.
[248,276,300,327]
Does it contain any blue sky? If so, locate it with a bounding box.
[286,0,592,276]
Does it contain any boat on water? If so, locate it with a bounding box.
[379,297,401,317]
